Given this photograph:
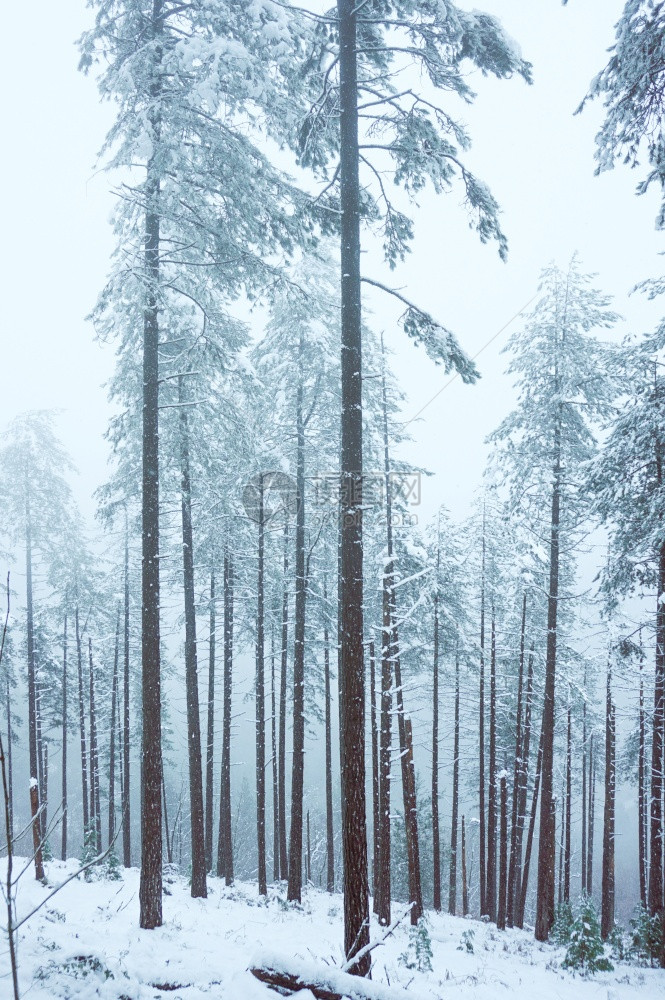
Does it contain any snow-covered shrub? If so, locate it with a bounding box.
[629,904,663,966]
[457,929,475,954]
[399,917,433,972]
[102,850,122,881]
[551,901,574,945]
[562,896,613,975]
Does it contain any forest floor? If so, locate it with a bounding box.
[2,858,664,1000]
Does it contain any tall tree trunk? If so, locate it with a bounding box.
[139,0,164,931]
[217,550,234,884]
[109,611,120,850]
[649,540,665,931]
[255,476,268,899]
[479,515,487,917]
[278,521,289,880]
[587,735,595,896]
[486,607,497,922]
[448,645,460,916]
[639,653,648,909]
[288,364,307,904]
[432,585,441,913]
[535,419,562,942]
[272,631,280,882]
[75,606,89,840]
[497,774,507,930]
[122,517,131,869]
[370,640,379,905]
[380,340,422,926]
[337,0,370,972]
[564,704,571,904]
[205,567,216,873]
[601,662,615,939]
[507,593,527,927]
[162,767,172,865]
[25,490,44,880]
[179,380,207,899]
[88,638,102,854]
[518,719,544,927]
[377,586,392,927]
[582,666,588,896]
[325,585,335,894]
[61,612,68,861]
[461,815,469,917]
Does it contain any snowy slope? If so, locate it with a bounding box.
[1,859,664,1000]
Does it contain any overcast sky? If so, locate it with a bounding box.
[1,0,663,530]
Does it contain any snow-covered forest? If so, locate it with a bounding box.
[2,1,665,998]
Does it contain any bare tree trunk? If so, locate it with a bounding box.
[109,610,120,850]
[162,767,172,865]
[486,607,497,922]
[337,0,371,972]
[88,638,102,854]
[479,515,487,916]
[601,662,615,939]
[497,774,507,930]
[255,476,268,900]
[205,568,216,872]
[61,613,68,860]
[649,541,665,932]
[432,587,441,912]
[25,491,44,881]
[507,593,527,927]
[461,815,469,917]
[75,606,89,842]
[122,518,131,869]
[217,550,234,884]
[278,521,289,881]
[139,0,164,931]
[535,423,562,942]
[288,369,307,903]
[377,589,392,927]
[564,705,571,904]
[272,631,280,882]
[370,640,378,905]
[639,653,648,909]
[518,719,544,927]
[179,380,207,899]
[582,666,588,896]
[587,734,595,896]
[449,645,460,915]
[307,809,311,885]
[325,588,335,894]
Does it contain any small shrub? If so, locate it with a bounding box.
[399,917,433,972]
[562,896,613,975]
[551,901,574,945]
[457,929,475,954]
[101,850,122,881]
[629,904,663,966]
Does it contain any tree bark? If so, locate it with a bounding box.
[139,0,164,931]
[25,490,44,880]
[461,814,469,917]
[288,367,307,903]
[325,585,335,894]
[61,613,68,861]
[88,638,102,854]
[649,539,665,929]
[448,645,460,916]
[639,653,648,909]
[581,666,588,896]
[497,774,507,930]
[486,607,497,922]
[518,718,544,927]
[179,380,207,899]
[256,476,268,899]
[479,515,487,916]
[123,517,131,868]
[535,420,562,942]
[75,605,89,841]
[377,588,392,927]
[205,567,216,872]
[587,734,595,896]
[278,521,289,881]
[337,0,370,971]
[601,663,615,939]
[564,704,571,904]
[109,610,120,850]
[370,640,379,905]
[507,593,527,927]
[432,585,441,912]
[217,550,234,884]
[272,631,280,882]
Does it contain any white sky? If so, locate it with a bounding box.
[0,0,663,529]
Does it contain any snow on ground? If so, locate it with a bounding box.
[1,858,664,999]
